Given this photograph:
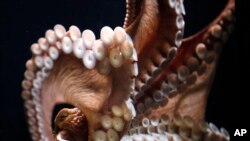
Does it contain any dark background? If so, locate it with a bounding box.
[0,0,247,141]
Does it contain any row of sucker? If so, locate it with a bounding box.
[29,25,137,71]
[121,114,230,141]
[124,0,137,28]
[172,0,186,47]
[22,60,49,141]
[133,0,185,102]
[94,100,136,141]
[21,25,138,141]
[133,1,235,114]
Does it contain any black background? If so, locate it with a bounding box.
[0,0,247,141]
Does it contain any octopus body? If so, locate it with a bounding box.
[21,0,235,141]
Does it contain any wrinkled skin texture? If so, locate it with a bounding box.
[21,0,235,141]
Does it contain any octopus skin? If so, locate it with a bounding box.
[20,0,235,141]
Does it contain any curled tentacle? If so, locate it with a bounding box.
[22,25,138,141]
[21,0,235,140]
[131,0,235,123]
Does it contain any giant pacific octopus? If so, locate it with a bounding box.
[21,0,235,140]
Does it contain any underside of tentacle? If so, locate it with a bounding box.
[123,114,230,141]
[22,25,138,141]
[21,0,235,141]
[129,0,235,122]
[125,0,186,103]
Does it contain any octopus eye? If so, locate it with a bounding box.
[60,112,68,121]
